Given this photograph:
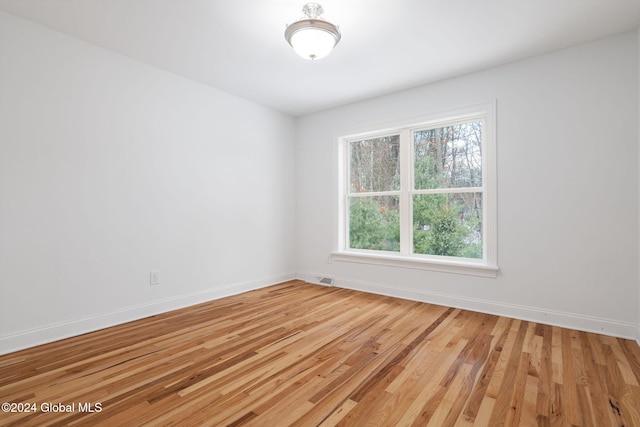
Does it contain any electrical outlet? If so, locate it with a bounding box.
[150,271,160,286]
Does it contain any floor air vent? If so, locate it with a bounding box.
[317,276,334,286]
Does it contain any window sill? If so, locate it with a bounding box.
[330,251,499,278]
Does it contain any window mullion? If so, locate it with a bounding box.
[399,129,411,255]
[411,187,484,195]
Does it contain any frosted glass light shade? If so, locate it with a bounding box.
[290,27,337,60]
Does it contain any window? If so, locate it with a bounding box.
[335,102,497,277]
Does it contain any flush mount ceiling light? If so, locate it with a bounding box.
[284,3,341,60]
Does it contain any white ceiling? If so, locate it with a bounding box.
[1,0,639,116]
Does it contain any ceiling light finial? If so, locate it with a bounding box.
[285,3,341,60]
[302,3,323,19]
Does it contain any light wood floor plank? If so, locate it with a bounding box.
[1,280,640,426]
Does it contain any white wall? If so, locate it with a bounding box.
[295,32,639,338]
[0,12,296,354]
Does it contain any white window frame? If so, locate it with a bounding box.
[333,101,498,278]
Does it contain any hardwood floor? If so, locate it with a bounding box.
[1,280,639,426]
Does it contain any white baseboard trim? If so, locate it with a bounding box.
[323,275,638,341]
[0,273,295,355]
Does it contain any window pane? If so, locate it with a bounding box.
[350,135,400,192]
[349,196,400,252]
[414,121,482,189]
[413,193,483,258]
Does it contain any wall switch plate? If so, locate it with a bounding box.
[150,271,160,286]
